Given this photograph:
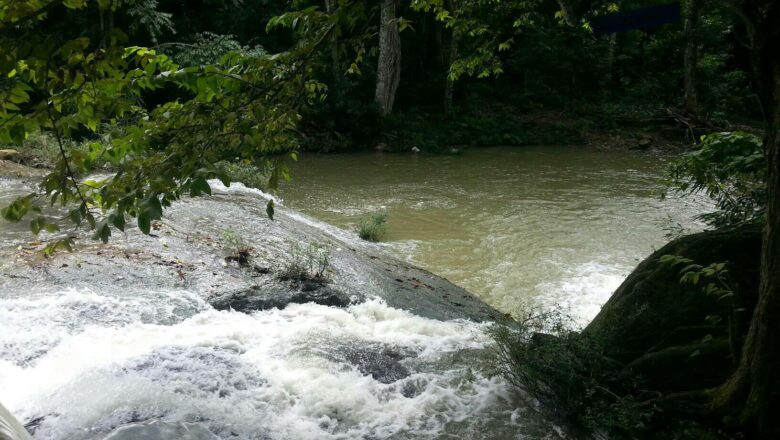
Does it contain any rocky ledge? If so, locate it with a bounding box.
[0,179,504,323]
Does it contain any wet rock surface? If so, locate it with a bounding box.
[0,180,504,323]
[331,341,416,384]
[209,281,352,312]
[585,224,761,391]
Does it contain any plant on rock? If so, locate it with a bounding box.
[358,212,388,242]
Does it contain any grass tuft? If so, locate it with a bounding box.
[358,212,388,242]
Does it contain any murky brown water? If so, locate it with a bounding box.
[281,146,708,322]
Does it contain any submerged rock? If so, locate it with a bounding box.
[335,342,416,384]
[209,281,352,312]
[103,421,219,440]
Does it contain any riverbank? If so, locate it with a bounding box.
[300,103,763,154]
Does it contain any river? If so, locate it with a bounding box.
[281,146,708,323]
[0,146,707,439]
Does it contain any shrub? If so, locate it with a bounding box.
[665,131,764,227]
[488,309,655,438]
[278,242,332,283]
[215,160,269,190]
[9,131,113,169]
[358,213,388,242]
[222,229,252,266]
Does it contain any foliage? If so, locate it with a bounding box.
[489,310,656,438]
[358,212,388,241]
[161,32,267,66]
[665,131,765,227]
[0,0,326,251]
[214,160,270,191]
[277,241,332,282]
[7,130,111,168]
[659,254,745,360]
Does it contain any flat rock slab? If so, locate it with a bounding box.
[0,180,505,323]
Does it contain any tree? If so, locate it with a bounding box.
[1,0,327,252]
[713,0,780,435]
[375,0,401,115]
[557,0,779,435]
[682,0,698,114]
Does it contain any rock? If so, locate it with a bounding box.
[0,149,20,162]
[585,224,761,391]
[0,173,505,323]
[209,282,352,312]
[317,341,416,384]
[342,344,413,383]
[103,421,219,440]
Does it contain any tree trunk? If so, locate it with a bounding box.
[682,0,698,114]
[718,2,780,436]
[742,23,780,439]
[444,28,457,116]
[324,0,340,81]
[375,0,401,115]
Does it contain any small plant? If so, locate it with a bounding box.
[214,160,269,190]
[278,242,332,283]
[222,229,252,266]
[488,308,654,438]
[659,255,744,361]
[358,212,388,242]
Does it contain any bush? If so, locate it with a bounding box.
[489,309,655,438]
[665,131,765,227]
[222,229,252,266]
[277,242,331,282]
[9,131,113,169]
[215,160,269,190]
[358,213,388,242]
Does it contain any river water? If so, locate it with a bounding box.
[0,147,707,439]
[281,146,709,323]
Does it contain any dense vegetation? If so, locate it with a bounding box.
[1,0,778,438]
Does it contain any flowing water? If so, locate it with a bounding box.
[0,147,707,439]
[280,146,709,322]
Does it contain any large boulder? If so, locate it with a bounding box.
[585,225,761,391]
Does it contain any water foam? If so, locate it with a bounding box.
[1,296,534,440]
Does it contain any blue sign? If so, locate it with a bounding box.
[591,3,681,36]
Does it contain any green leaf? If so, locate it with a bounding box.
[266,200,275,221]
[94,219,111,243]
[145,196,163,220]
[109,212,125,232]
[190,177,212,197]
[2,194,37,222]
[138,213,151,235]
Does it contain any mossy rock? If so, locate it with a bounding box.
[585,225,761,391]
